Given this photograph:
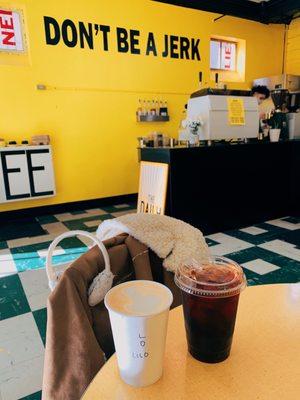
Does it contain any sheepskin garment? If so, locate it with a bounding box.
[96,213,209,272]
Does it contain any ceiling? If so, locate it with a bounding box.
[153,0,300,24]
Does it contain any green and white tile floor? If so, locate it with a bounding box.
[0,205,299,400]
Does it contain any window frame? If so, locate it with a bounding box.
[210,38,238,72]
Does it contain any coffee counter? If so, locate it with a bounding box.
[139,140,300,234]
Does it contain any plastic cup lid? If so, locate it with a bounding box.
[175,255,247,298]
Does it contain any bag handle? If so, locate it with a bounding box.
[46,230,111,285]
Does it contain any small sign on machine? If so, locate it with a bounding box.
[227,97,246,125]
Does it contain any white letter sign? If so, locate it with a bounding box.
[137,161,168,215]
[0,9,24,51]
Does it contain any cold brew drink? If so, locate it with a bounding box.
[175,256,246,363]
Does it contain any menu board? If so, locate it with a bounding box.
[137,161,168,215]
[227,98,245,125]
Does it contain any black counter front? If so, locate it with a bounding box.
[140,140,300,234]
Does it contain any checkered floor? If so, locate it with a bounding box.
[0,207,299,400]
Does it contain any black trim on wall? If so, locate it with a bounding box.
[0,193,138,223]
[267,0,300,24]
[154,0,263,22]
[153,0,300,25]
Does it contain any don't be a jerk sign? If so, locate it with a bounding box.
[0,9,24,52]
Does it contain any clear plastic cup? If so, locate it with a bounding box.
[175,256,247,363]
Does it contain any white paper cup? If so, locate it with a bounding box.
[105,280,173,387]
[269,128,281,142]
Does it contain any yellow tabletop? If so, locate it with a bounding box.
[82,284,300,400]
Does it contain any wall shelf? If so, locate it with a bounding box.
[137,115,170,122]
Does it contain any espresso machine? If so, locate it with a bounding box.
[186,88,259,141]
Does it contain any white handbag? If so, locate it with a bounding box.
[46,230,114,306]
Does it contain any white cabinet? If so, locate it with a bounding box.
[0,145,56,204]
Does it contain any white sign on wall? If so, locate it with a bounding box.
[137,161,169,215]
[0,146,56,203]
[220,41,236,71]
[0,8,24,52]
[210,39,236,71]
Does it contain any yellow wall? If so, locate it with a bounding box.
[0,0,285,212]
[286,18,300,74]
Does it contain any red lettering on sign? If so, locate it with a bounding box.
[0,16,14,29]
[0,9,13,16]
[224,45,231,69]
[0,10,16,47]
[2,31,15,45]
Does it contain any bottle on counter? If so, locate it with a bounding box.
[147,133,154,147]
[158,100,163,115]
[137,99,143,117]
[165,101,169,116]
[150,100,156,116]
[160,100,168,117]
[147,100,152,116]
[142,100,147,116]
[155,100,160,116]
[151,131,164,147]
[155,132,164,147]
[137,137,146,148]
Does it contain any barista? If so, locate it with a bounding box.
[251,85,271,119]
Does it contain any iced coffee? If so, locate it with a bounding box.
[175,256,246,363]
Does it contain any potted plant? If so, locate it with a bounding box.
[181,117,203,145]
